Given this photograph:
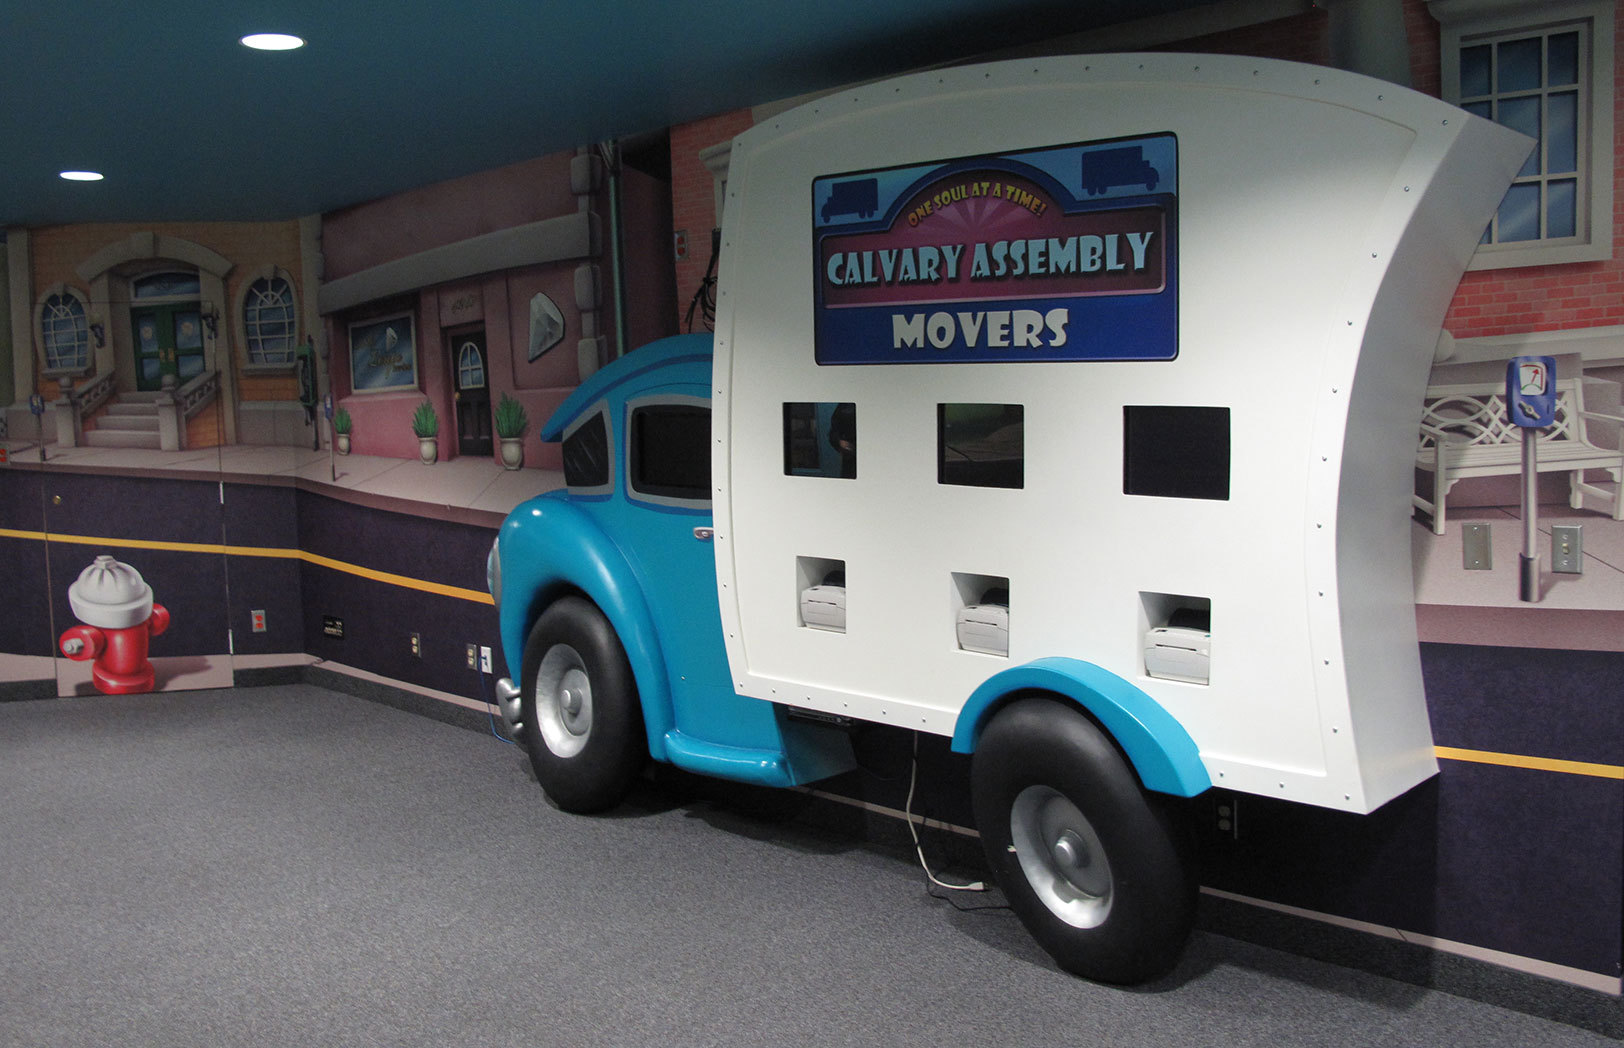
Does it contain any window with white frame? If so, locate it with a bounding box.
[41,289,90,373]
[1432,0,1615,269]
[243,274,297,365]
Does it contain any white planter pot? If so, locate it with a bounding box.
[335,433,350,455]
[418,436,437,464]
[499,437,523,470]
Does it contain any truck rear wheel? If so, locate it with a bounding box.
[520,596,646,813]
[971,696,1195,984]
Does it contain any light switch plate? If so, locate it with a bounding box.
[1552,524,1583,574]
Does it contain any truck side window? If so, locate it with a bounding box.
[1122,406,1230,500]
[629,403,711,502]
[939,404,1024,489]
[562,409,611,492]
[784,402,856,479]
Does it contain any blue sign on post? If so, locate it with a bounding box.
[1506,354,1557,604]
[1506,355,1557,428]
[28,394,45,416]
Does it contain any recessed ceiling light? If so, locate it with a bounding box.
[240,33,305,51]
[59,170,104,182]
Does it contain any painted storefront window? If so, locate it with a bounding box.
[348,313,418,392]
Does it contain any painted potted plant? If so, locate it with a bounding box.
[494,393,528,470]
[411,399,438,464]
[332,406,352,455]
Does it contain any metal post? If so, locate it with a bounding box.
[603,140,627,361]
[1519,427,1539,602]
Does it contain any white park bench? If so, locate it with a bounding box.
[1413,378,1624,535]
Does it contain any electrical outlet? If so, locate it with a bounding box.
[410,632,421,657]
[480,646,493,673]
[251,609,266,633]
[466,643,478,669]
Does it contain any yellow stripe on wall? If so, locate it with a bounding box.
[1434,745,1623,780]
[6,530,1624,776]
[0,527,493,605]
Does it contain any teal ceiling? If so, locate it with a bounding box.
[0,0,1217,226]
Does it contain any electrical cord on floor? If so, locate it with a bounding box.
[905,733,985,893]
[478,663,517,746]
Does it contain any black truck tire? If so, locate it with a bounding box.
[520,596,646,813]
[971,695,1196,983]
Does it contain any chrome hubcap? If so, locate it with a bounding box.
[1009,785,1113,928]
[534,644,593,758]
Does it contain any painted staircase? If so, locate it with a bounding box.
[84,392,165,450]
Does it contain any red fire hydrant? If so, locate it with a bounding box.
[59,555,170,695]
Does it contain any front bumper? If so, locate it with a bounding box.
[495,677,523,738]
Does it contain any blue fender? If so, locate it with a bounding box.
[950,657,1210,797]
[496,494,675,761]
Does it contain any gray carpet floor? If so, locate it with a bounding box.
[0,684,1615,1047]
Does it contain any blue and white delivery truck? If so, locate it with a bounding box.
[486,53,1530,982]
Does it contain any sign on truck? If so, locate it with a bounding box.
[487,54,1531,983]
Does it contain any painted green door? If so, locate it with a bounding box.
[132,305,205,392]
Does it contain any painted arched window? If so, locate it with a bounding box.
[457,340,486,389]
[243,275,297,365]
[42,291,90,372]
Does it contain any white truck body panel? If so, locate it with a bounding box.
[710,54,1531,813]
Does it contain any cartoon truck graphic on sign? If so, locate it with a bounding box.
[487,54,1530,983]
[1080,144,1159,195]
[819,177,879,222]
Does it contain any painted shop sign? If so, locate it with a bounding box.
[811,134,1178,364]
[349,312,419,392]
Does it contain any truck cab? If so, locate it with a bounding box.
[489,335,853,812]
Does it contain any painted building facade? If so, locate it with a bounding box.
[3,145,675,471]
[6,219,315,452]
[317,148,674,470]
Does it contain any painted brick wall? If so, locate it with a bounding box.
[669,110,755,331]
[1404,0,1442,98]
[1156,10,1331,66]
[1441,6,1624,337]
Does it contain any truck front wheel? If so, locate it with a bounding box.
[520,596,646,813]
[971,696,1195,984]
